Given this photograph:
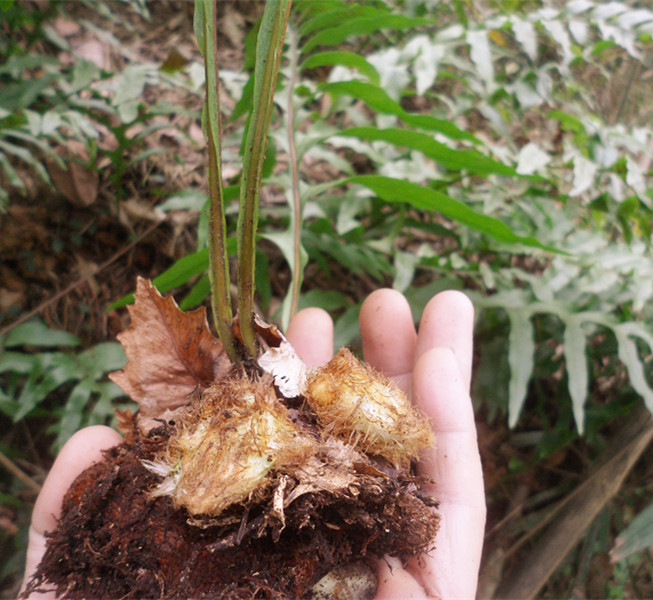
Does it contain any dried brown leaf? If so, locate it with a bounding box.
[45,141,99,207]
[110,278,230,419]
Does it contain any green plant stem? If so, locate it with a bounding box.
[197,0,236,361]
[237,0,293,356]
[207,129,236,361]
[286,26,302,322]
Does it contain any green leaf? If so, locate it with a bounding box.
[303,14,436,53]
[300,51,380,85]
[89,381,127,425]
[70,59,100,93]
[5,128,67,167]
[56,379,93,450]
[113,64,149,106]
[333,303,362,350]
[613,325,653,414]
[180,275,210,310]
[322,80,478,143]
[230,73,254,122]
[0,75,56,112]
[0,54,59,77]
[108,249,210,309]
[306,229,391,282]
[262,228,309,330]
[157,189,208,212]
[563,316,588,434]
[299,4,389,36]
[3,320,80,348]
[611,500,653,562]
[548,109,585,135]
[108,234,238,311]
[14,353,79,422]
[467,29,495,94]
[298,289,350,313]
[0,139,51,183]
[342,175,555,250]
[0,388,18,419]
[77,343,126,379]
[393,250,419,293]
[507,309,535,428]
[338,127,516,176]
[0,152,26,191]
[0,351,39,376]
[128,147,167,166]
[193,0,206,54]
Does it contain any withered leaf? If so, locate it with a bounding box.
[110,277,230,418]
[45,141,99,207]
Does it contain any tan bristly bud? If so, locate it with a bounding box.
[143,376,315,516]
[305,348,435,467]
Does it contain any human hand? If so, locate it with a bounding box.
[287,289,486,600]
[21,288,485,600]
[20,426,123,599]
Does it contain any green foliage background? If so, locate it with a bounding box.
[1,0,653,595]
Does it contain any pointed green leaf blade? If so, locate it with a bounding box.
[611,501,653,562]
[614,325,653,413]
[344,175,554,251]
[300,51,380,85]
[507,309,535,428]
[263,228,309,330]
[55,379,93,450]
[339,127,516,176]
[563,316,589,434]
[4,321,80,348]
[303,15,436,52]
[322,80,478,142]
[299,4,389,36]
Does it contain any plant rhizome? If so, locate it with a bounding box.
[22,278,440,599]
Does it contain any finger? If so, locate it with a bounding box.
[375,556,428,600]
[286,307,334,368]
[22,426,122,598]
[409,347,485,600]
[415,290,474,390]
[360,289,417,391]
[31,426,122,535]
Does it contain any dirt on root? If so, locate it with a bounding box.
[23,388,439,600]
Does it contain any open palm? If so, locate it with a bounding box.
[22,289,485,600]
[288,289,486,600]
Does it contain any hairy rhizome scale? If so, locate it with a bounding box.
[306,348,435,468]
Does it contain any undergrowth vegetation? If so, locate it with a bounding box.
[1,0,652,597]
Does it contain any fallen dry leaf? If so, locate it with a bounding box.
[110,277,230,420]
[45,141,99,207]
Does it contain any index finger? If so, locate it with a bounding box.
[285,307,334,368]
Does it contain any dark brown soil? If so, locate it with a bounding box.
[22,379,439,600]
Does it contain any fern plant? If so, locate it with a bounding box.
[0,1,202,208]
[107,0,653,436]
[0,320,127,451]
[8,0,652,452]
[404,0,653,433]
[233,0,653,435]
